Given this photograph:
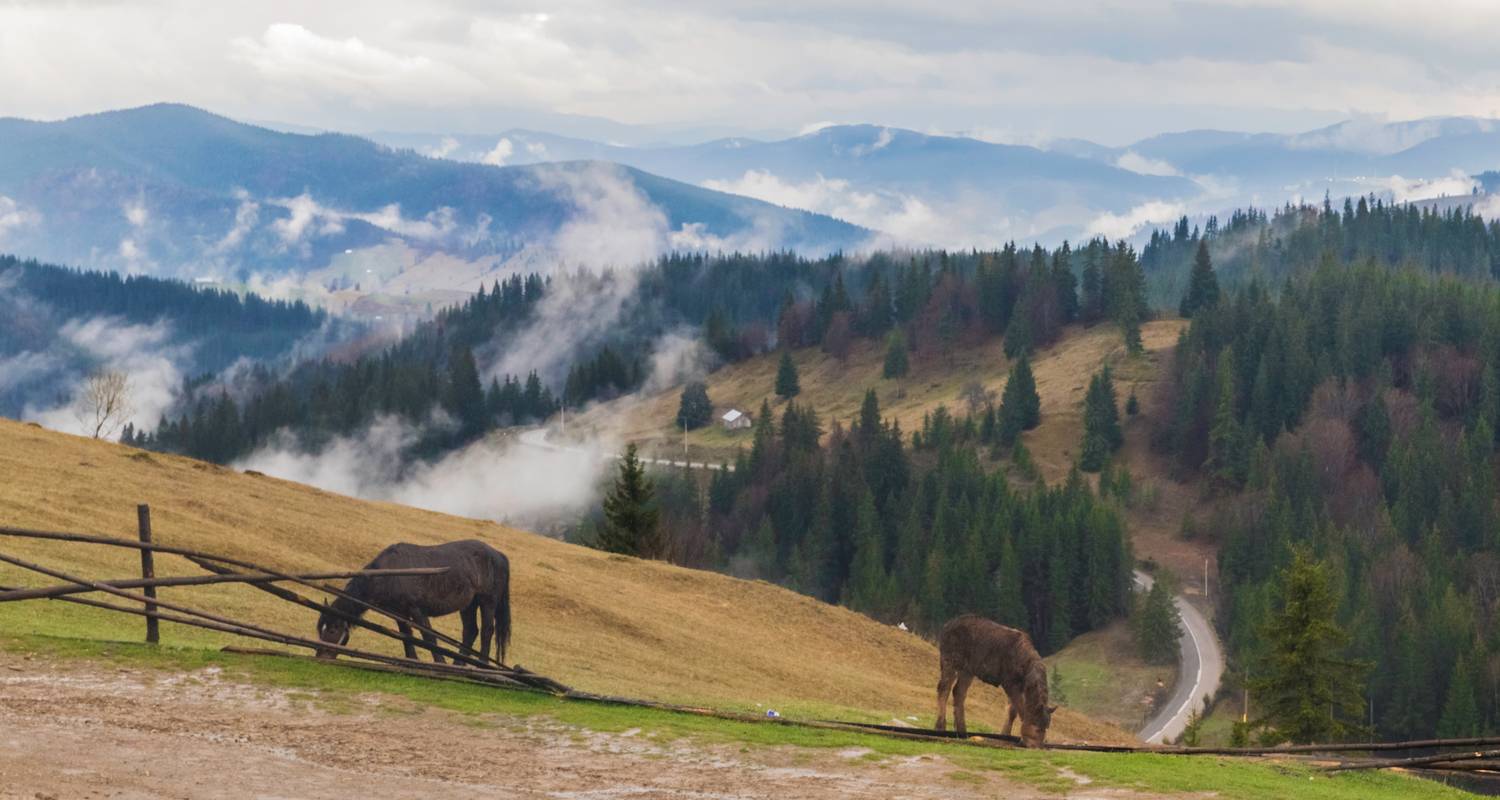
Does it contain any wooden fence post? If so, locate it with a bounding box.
[137,504,158,644]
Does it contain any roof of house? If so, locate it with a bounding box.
[721,409,744,422]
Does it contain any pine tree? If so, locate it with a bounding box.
[676,381,713,430]
[445,345,486,436]
[883,329,909,378]
[1249,548,1371,743]
[998,355,1041,446]
[1179,238,1221,318]
[1134,578,1182,665]
[595,444,665,559]
[1079,367,1123,472]
[994,536,1027,627]
[1052,243,1079,323]
[1206,349,1247,488]
[776,350,801,399]
[1437,654,1481,738]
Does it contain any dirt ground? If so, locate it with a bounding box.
[0,652,1154,800]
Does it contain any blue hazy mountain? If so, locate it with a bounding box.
[1074,116,1500,202]
[376,116,1500,248]
[0,104,867,280]
[371,124,1201,245]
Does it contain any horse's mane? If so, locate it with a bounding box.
[1019,659,1050,724]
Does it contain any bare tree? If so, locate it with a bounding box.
[960,380,995,416]
[74,369,133,440]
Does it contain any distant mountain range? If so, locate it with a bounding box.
[373,124,1200,246]
[3,105,1497,305]
[0,104,867,293]
[379,116,1500,247]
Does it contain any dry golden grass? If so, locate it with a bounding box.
[578,320,1186,486]
[0,418,1129,743]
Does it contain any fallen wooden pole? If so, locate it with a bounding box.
[182,555,503,673]
[0,525,507,672]
[1325,749,1500,772]
[0,567,450,602]
[0,550,532,689]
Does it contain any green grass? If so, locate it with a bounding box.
[2,632,1477,799]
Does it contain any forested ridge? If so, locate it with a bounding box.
[135,241,1153,464]
[1157,261,1500,740]
[0,254,326,415]
[1142,197,1500,306]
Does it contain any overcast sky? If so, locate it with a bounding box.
[4,0,1500,145]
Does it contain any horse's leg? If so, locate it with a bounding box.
[397,621,418,660]
[412,612,445,664]
[935,663,957,732]
[952,673,975,736]
[460,601,479,663]
[1002,688,1019,737]
[478,599,496,664]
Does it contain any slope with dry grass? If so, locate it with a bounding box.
[0,418,1130,743]
[573,320,1185,484]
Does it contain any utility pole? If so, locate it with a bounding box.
[1204,556,1210,600]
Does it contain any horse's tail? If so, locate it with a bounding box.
[495,553,512,666]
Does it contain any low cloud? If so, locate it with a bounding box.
[1367,170,1479,203]
[703,169,1032,249]
[23,317,189,438]
[0,196,41,242]
[1115,151,1181,177]
[1086,200,1187,240]
[234,416,613,525]
[423,136,461,159]
[268,192,458,246]
[482,137,515,166]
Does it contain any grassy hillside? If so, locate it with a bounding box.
[575,320,1185,484]
[0,417,1127,743]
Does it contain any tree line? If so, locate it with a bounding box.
[1157,259,1500,741]
[596,389,1135,655]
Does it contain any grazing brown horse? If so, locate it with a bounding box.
[315,540,511,665]
[935,614,1056,747]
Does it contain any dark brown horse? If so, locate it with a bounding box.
[935,614,1056,746]
[316,540,511,665]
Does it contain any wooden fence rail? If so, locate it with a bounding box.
[0,524,507,671]
[0,567,449,602]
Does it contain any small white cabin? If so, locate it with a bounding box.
[721,408,752,431]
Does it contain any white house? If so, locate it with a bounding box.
[721,408,752,431]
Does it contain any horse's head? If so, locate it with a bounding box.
[1019,704,1058,748]
[1019,663,1057,747]
[315,602,351,659]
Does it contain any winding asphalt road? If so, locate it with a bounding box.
[520,427,1218,743]
[1132,570,1224,744]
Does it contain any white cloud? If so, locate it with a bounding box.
[849,126,894,156]
[482,137,515,166]
[229,22,487,105]
[423,135,461,159]
[24,317,189,438]
[0,196,40,242]
[214,189,260,252]
[7,2,1500,146]
[123,198,149,228]
[1365,170,1479,203]
[234,415,612,525]
[268,193,457,245]
[1086,200,1187,240]
[1115,151,1181,177]
[703,169,1030,249]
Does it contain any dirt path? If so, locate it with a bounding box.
[0,652,1150,800]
